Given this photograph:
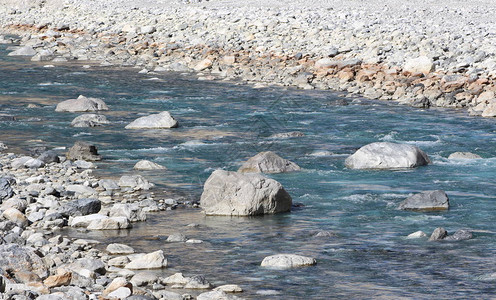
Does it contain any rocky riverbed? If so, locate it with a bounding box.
[1,0,496,114]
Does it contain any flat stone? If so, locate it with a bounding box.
[398,190,449,211]
[125,250,167,270]
[107,243,135,255]
[261,254,316,268]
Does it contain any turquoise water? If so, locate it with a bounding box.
[1,43,496,299]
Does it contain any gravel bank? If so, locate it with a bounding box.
[1,0,496,114]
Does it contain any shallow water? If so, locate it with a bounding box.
[1,43,496,299]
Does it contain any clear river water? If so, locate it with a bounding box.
[1,42,496,299]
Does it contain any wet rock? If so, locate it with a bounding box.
[87,216,130,230]
[71,114,109,127]
[118,175,154,190]
[166,232,187,242]
[444,229,473,241]
[269,131,305,139]
[214,284,243,293]
[107,243,135,255]
[238,151,300,174]
[162,273,212,289]
[125,111,178,129]
[406,231,427,239]
[0,275,4,293]
[66,141,101,161]
[428,227,448,241]
[398,190,449,211]
[60,198,101,217]
[200,170,292,216]
[125,250,167,269]
[0,244,48,278]
[74,160,96,169]
[448,152,482,159]
[55,95,108,112]
[403,56,434,74]
[134,160,166,170]
[108,256,131,267]
[261,254,316,268]
[197,290,242,300]
[345,142,430,169]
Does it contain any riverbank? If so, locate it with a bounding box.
[1,0,496,115]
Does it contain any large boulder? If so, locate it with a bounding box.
[345,142,430,169]
[125,111,178,129]
[66,141,101,161]
[0,244,48,278]
[71,114,109,127]
[60,198,101,217]
[55,95,108,112]
[200,170,292,216]
[238,151,301,174]
[261,254,316,268]
[398,190,449,211]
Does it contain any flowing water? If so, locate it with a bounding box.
[1,42,496,299]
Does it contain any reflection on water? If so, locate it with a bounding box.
[2,43,496,298]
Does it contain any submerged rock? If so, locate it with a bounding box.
[345,142,430,169]
[261,254,316,268]
[200,170,292,216]
[55,95,108,112]
[448,152,482,159]
[71,114,109,127]
[8,46,36,56]
[269,131,305,139]
[444,229,473,241]
[238,151,300,174]
[197,290,242,300]
[406,231,427,239]
[66,141,101,161]
[398,190,450,211]
[133,160,166,170]
[125,111,178,129]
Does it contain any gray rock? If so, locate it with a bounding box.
[0,275,5,293]
[444,229,473,241]
[99,179,120,191]
[0,244,48,278]
[448,152,482,159]
[60,198,101,217]
[109,203,146,222]
[166,232,187,242]
[197,291,241,300]
[11,156,33,169]
[398,190,450,211]
[125,111,178,129]
[238,151,301,174]
[260,254,317,268]
[406,231,427,239]
[130,272,158,286]
[74,160,96,169]
[125,250,167,270]
[345,142,430,169]
[429,227,448,241]
[108,287,132,299]
[106,243,135,255]
[71,258,106,277]
[24,158,45,169]
[8,46,36,56]
[66,141,101,161]
[118,175,153,190]
[200,170,292,216]
[56,95,108,112]
[87,216,130,230]
[71,114,109,127]
[0,177,14,202]
[38,150,60,164]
